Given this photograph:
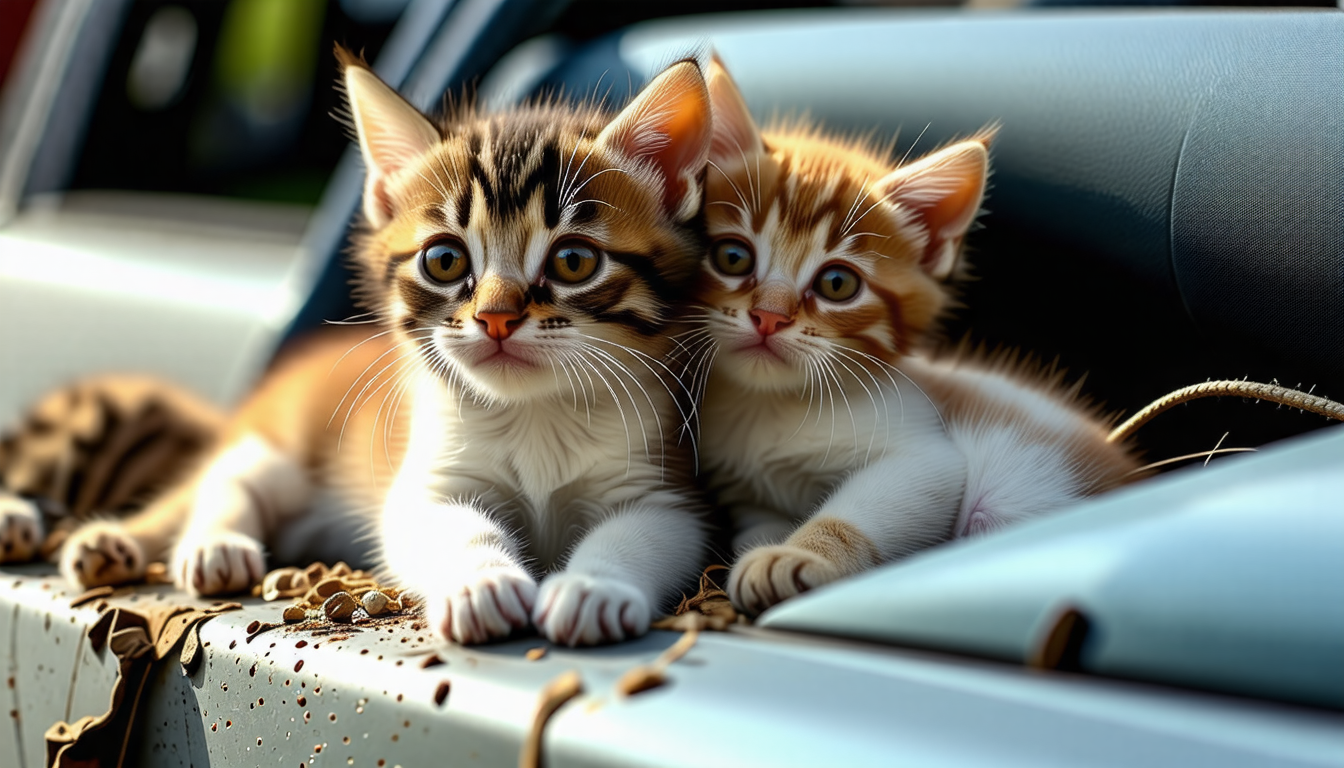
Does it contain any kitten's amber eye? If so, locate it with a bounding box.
[546,240,600,283]
[711,238,755,277]
[813,265,861,302]
[420,239,470,284]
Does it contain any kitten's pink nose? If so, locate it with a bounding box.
[750,309,793,337]
[475,311,524,340]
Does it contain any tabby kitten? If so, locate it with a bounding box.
[56,50,713,647]
[692,58,1140,616]
[0,375,222,571]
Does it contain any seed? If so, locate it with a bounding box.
[262,567,303,601]
[283,605,307,623]
[361,591,391,616]
[323,592,357,623]
[312,578,347,600]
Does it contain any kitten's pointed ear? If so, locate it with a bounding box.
[706,54,763,160]
[875,135,992,280]
[597,59,711,222]
[337,46,440,228]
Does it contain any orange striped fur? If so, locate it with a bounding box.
[694,57,1140,616]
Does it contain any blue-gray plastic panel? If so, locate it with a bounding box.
[760,425,1344,710]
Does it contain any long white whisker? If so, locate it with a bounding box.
[571,350,633,475]
[707,159,754,222]
[326,332,434,430]
[578,343,660,472]
[848,348,945,430]
[826,348,883,464]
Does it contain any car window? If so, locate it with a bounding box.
[66,0,406,205]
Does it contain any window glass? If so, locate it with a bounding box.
[68,0,407,205]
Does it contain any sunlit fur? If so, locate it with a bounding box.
[699,123,953,393]
[693,58,1141,617]
[52,53,714,648]
[351,106,702,405]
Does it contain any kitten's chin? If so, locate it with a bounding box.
[444,344,567,403]
[716,347,810,393]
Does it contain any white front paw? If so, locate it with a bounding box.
[533,573,650,647]
[425,567,537,645]
[0,494,42,564]
[60,521,145,588]
[173,532,265,596]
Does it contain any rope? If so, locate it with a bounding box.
[1107,380,1344,444]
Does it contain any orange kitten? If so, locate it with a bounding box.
[56,52,714,647]
[692,58,1140,616]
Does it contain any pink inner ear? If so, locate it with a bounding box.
[368,176,395,223]
[601,62,711,218]
[876,140,989,278]
[707,57,762,162]
[647,104,712,214]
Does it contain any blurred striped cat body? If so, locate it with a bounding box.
[692,58,1141,615]
[0,375,223,567]
[0,51,715,647]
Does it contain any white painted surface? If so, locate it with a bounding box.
[0,191,312,423]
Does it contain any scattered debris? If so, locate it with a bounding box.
[615,630,699,697]
[520,671,584,768]
[434,680,451,706]
[525,647,547,661]
[419,654,445,670]
[651,565,744,632]
[258,561,409,631]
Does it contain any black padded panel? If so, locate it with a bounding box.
[1170,23,1344,378]
[538,9,1344,386]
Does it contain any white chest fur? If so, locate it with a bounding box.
[398,373,675,542]
[699,370,948,517]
